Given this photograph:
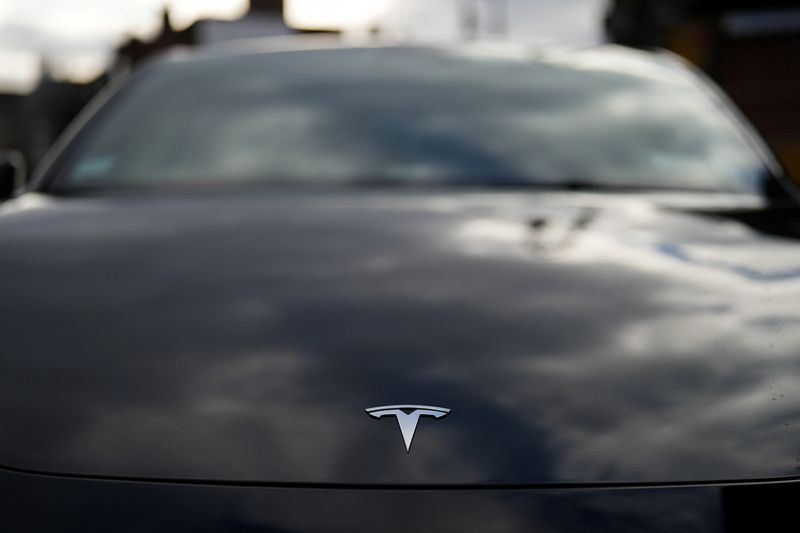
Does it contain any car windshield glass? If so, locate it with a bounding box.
[58,46,768,193]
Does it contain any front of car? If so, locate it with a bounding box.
[1,41,800,531]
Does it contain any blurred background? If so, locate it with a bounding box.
[0,0,798,181]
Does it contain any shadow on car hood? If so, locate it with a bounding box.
[1,189,800,486]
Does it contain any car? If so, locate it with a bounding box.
[1,38,800,531]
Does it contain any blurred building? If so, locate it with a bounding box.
[112,0,295,78]
[0,61,103,171]
[606,0,800,182]
[0,0,298,173]
[0,93,21,151]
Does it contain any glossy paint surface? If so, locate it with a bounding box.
[5,465,800,532]
[2,189,800,485]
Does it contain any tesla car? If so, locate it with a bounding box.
[1,39,800,531]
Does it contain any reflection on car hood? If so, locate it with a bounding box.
[1,189,799,485]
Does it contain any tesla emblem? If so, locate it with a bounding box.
[366,405,451,452]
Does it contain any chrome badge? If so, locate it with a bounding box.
[366,405,450,452]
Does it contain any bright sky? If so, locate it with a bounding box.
[0,0,249,92]
[287,0,606,46]
[0,0,606,93]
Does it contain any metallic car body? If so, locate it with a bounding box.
[2,190,800,482]
[4,466,797,533]
[2,42,800,531]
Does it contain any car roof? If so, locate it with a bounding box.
[149,34,695,85]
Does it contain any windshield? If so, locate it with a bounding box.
[56,46,769,193]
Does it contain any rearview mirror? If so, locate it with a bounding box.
[0,150,26,201]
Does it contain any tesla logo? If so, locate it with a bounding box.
[366,405,450,452]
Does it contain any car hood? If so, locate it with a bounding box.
[1,189,800,486]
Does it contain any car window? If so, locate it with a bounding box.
[59,47,768,193]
